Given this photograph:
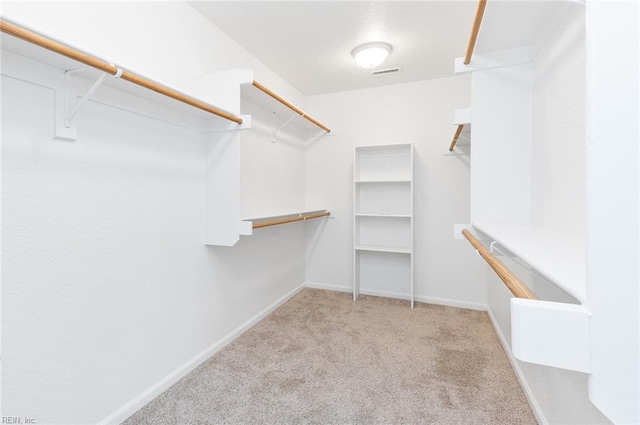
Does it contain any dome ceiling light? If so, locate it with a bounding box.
[351,42,392,69]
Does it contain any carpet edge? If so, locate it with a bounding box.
[305,281,487,311]
[97,282,306,425]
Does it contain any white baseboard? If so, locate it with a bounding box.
[305,281,487,311]
[304,281,352,293]
[414,295,487,311]
[361,288,411,300]
[305,281,409,300]
[487,308,547,425]
[99,283,306,425]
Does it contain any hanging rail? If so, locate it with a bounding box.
[464,0,488,65]
[251,81,331,133]
[462,229,538,300]
[449,124,465,151]
[0,19,243,125]
[253,211,330,229]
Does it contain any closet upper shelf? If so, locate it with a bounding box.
[472,222,586,303]
[459,0,580,68]
[240,80,330,133]
[0,19,242,125]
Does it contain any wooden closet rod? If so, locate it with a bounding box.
[0,19,244,125]
[253,211,330,229]
[464,0,488,65]
[462,229,538,300]
[449,124,465,151]
[252,81,331,133]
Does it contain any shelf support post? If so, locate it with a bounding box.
[55,66,122,141]
[271,112,298,143]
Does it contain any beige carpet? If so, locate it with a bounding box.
[124,289,536,424]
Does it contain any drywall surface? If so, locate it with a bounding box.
[470,62,532,225]
[239,101,307,219]
[2,2,307,423]
[304,75,487,309]
[586,1,639,422]
[531,6,586,237]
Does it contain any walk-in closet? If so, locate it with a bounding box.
[1,1,638,424]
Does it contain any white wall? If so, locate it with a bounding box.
[304,75,487,310]
[239,100,307,219]
[531,7,586,237]
[2,2,309,423]
[470,62,532,224]
[586,1,639,422]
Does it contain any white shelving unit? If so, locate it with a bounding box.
[453,3,640,422]
[200,69,331,246]
[353,144,414,307]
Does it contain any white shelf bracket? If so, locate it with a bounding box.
[270,112,298,143]
[55,66,122,141]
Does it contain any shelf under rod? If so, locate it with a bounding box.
[0,19,244,125]
[253,211,330,229]
[449,124,465,151]
[462,229,538,300]
[251,80,331,133]
[464,0,488,65]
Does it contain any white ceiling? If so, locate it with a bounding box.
[189,1,576,96]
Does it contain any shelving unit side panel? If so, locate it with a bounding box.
[409,144,414,307]
[204,132,243,246]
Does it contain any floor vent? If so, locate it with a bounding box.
[371,67,401,76]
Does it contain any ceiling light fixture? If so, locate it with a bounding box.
[351,42,392,69]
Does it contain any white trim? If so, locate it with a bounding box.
[98,283,306,425]
[487,308,548,425]
[360,288,410,301]
[414,295,487,311]
[305,281,352,293]
[305,281,487,311]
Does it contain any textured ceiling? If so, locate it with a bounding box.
[189,1,576,96]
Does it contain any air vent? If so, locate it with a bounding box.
[371,67,401,76]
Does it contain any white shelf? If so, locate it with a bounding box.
[355,245,412,254]
[355,144,412,182]
[472,222,586,303]
[355,213,411,218]
[355,179,411,184]
[241,208,328,222]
